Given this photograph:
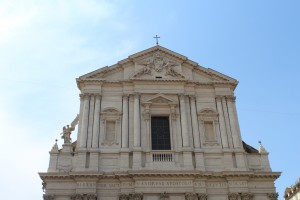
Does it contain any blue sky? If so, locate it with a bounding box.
[0,0,299,199]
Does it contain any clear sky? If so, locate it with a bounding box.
[0,0,299,199]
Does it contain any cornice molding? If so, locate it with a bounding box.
[39,171,281,180]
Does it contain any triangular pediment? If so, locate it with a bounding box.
[144,94,176,104]
[77,45,237,89]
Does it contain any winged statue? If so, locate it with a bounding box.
[61,114,79,143]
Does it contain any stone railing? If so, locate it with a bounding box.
[151,151,174,162]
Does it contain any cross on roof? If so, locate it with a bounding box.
[153,35,160,45]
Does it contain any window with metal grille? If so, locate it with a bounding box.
[151,117,171,150]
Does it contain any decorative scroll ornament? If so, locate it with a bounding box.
[197,193,208,200]
[185,193,197,200]
[43,194,55,200]
[267,193,279,200]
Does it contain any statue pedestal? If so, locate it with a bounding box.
[61,143,73,153]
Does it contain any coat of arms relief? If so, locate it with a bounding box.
[132,51,185,79]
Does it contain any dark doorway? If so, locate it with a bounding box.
[151,117,171,150]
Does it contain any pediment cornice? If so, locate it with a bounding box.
[76,45,238,90]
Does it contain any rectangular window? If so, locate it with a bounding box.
[204,121,215,141]
[151,117,171,150]
[106,121,116,141]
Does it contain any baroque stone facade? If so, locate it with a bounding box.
[284,178,300,200]
[39,46,280,200]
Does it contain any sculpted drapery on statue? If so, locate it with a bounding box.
[60,114,79,143]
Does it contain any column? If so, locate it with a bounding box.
[226,96,242,148]
[179,94,189,147]
[79,94,90,148]
[133,93,141,147]
[215,96,229,148]
[190,96,200,148]
[121,95,129,148]
[221,96,233,148]
[91,94,101,148]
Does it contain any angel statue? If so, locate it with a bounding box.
[60,115,79,144]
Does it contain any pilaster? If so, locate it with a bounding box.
[215,96,229,148]
[221,96,234,148]
[79,93,90,148]
[133,93,141,147]
[92,94,101,148]
[190,95,200,148]
[226,96,243,149]
[87,94,95,148]
[179,94,190,148]
[122,94,129,148]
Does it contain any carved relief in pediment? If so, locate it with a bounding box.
[132,51,186,79]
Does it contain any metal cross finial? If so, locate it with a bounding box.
[258,140,262,145]
[153,35,160,45]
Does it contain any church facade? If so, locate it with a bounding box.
[39,46,280,200]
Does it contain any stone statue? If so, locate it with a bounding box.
[61,125,73,143]
[60,115,79,144]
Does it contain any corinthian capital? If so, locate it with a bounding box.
[215,95,223,101]
[79,93,91,100]
[226,95,236,102]
[87,194,98,200]
[178,93,186,100]
[267,193,278,200]
[129,193,143,200]
[119,194,129,200]
[185,193,197,200]
[241,193,254,200]
[228,193,239,200]
[197,193,207,200]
